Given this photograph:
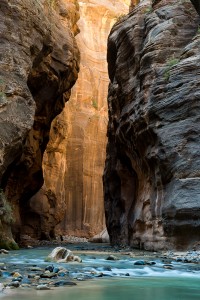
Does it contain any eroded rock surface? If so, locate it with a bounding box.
[0,0,80,246]
[104,0,200,250]
[47,247,82,263]
[30,0,129,239]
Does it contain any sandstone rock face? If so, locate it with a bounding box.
[104,0,200,250]
[0,0,80,246]
[32,0,129,239]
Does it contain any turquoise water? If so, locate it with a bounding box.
[2,277,200,300]
[0,245,200,300]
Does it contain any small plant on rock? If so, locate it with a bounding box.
[114,13,126,23]
[145,6,153,14]
[0,189,14,225]
[92,99,98,110]
[47,0,57,9]
[164,57,180,81]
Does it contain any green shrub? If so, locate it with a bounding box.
[145,6,153,14]
[114,14,126,23]
[0,189,14,225]
[0,240,19,250]
[164,58,180,81]
[92,99,98,110]
[47,0,57,9]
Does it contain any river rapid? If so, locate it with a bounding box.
[0,243,200,300]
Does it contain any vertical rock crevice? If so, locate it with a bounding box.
[28,0,129,240]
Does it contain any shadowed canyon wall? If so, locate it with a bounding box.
[28,0,129,239]
[0,0,80,247]
[104,0,200,250]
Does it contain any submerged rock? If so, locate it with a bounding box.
[53,280,77,287]
[36,284,51,291]
[134,260,146,266]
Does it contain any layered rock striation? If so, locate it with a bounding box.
[31,0,129,239]
[0,0,80,247]
[104,0,200,250]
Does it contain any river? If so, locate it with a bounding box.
[0,243,200,300]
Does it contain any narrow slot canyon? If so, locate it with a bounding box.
[1,1,200,299]
[31,0,130,241]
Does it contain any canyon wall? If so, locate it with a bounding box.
[104,0,200,250]
[0,0,80,247]
[32,0,129,239]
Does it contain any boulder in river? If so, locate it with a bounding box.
[106,255,118,261]
[46,247,82,263]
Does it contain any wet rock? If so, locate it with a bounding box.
[53,281,77,287]
[12,277,22,282]
[106,255,118,261]
[146,261,156,266]
[0,249,9,254]
[0,263,5,267]
[12,272,22,278]
[28,274,35,279]
[53,267,60,274]
[89,229,110,243]
[36,284,51,291]
[8,281,20,288]
[163,265,173,270]
[134,261,146,266]
[45,265,54,273]
[46,247,82,263]
[40,272,57,279]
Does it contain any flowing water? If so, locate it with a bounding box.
[0,244,200,300]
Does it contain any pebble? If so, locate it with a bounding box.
[40,272,57,279]
[163,264,173,269]
[12,272,22,278]
[45,265,54,272]
[53,267,60,273]
[0,263,5,267]
[58,272,66,277]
